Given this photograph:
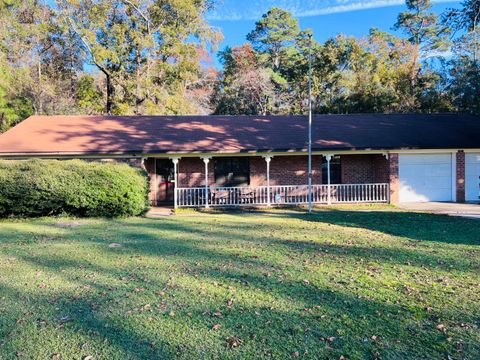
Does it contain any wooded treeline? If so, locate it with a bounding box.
[0,0,478,132]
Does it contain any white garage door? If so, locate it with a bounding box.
[466,153,480,201]
[399,154,453,202]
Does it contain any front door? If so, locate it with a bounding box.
[156,159,174,205]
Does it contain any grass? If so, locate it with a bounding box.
[0,208,479,359]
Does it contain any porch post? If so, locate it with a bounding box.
[202,157,211,208]
[170,157,180,209]
[325,154,332,205]
[263,156,273,206]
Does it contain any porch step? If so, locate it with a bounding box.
[146,207,174,217]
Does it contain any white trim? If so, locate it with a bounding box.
[169,157,180,209]
[201,157,211,209]
[4,148,480,159]
[262,156,273,206]
[451,152,457,202]
[394,149,466,154]
[176,183,389,208]
[324,155,333,205]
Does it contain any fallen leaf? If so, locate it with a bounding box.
[226,335,243,348]
[436,324,447,332]
[212,324,221,330]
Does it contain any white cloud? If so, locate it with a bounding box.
[207,0,457,21]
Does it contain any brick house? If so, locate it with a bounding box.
[0,113,479,208]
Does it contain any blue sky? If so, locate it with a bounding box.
[208,0,461,67]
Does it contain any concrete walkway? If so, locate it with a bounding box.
[399,202,480,220]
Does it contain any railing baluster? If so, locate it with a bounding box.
[174,183,389,208]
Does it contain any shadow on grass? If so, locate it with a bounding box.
[0,251,464,360]
[94,216,480,273]
[1,213,479,358]
[215,208,480,246]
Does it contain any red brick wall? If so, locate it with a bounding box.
[341,154,388,184]
[373,155,389,183]
[259,155,323,185]
[388,153,399,204]
[177,155,323,187]
[143,158,156,204]
[172,155,392,187]
[250,157,267,186]
[456,151,465,203]
[178,157,213,188]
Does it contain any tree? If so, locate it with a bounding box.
[442,1,480,114]
[444,0,479,62]
[212,44,275,115]
[448,58,480,114]
[394,0,450,100]
[246,7,300,72]
[76,74,104,114]
[57,0,221,114]
[444,0,480,31]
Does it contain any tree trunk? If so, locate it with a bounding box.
[105,72,113,114]
[37,59,42,115]
[410,44,420,97]
[136,52,141,114]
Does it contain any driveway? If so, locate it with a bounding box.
[399,202,480,219]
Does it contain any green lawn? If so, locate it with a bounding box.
[0,208,479,359]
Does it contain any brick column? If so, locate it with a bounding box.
[388,153,399,204]
[456,151,465,203]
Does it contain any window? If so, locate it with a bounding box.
[214,157,250,187]
[322,156,341,184]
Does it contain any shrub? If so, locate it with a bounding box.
[0,159,149,217]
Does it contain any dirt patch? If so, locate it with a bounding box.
[54,220,90,228]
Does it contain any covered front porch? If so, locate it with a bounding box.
[144,153,392,209]
[177,183,389,208]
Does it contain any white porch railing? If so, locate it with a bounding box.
[176,183,389,208]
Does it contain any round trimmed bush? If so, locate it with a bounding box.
[0,159,148,217]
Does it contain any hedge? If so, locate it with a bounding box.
[0,159,149,217]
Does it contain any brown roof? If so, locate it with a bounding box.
[0,113,479,155]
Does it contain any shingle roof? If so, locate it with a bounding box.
[0,113,479,155]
